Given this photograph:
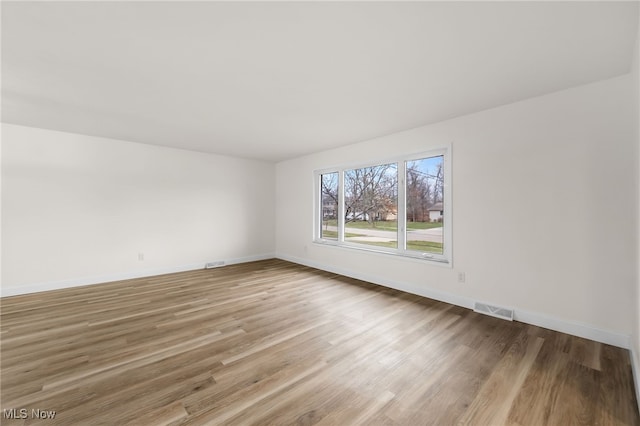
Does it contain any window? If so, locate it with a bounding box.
[344,163,398,249]
[406,156,444,255]
[314,147,451,264]
[320,172,338,240]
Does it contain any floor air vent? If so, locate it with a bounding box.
[473,302,514,321]
[205,261,225,269]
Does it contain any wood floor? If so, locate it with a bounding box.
[1,259,638,425]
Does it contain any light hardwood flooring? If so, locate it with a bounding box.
[1,259,638,425]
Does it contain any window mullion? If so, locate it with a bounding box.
[397,161,406,252]
[338,170,345,242]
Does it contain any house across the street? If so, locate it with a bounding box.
[428,203,444,222]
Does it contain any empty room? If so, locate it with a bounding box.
[2,1,640,425]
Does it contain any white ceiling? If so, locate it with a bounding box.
[2,2,638,162]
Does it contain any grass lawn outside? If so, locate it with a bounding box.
[406,221,443,230]
[345,240,444,254]
[320,220,444,254]
[320,230,365,239]
[323,220,443,232]
[406,240,444,253]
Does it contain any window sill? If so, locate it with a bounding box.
[313,238,451,267]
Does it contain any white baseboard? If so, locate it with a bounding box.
[276,253,631,350]
[225,253,276,266]
[0,253,275,298]
[3,252,633,353]
[276,253,475,311]
[514,309,630,349]
[631,347,640,416]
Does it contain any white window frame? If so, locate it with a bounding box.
[313,146,452,265]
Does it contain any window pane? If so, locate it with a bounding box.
[344,163,398,249]
[320,172,339,240]
[406,156,444,254]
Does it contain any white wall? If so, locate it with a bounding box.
[1,124,275,295]
[276,74,636,346]
[632,11,640,406]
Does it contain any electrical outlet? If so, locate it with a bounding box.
[138,253,144,261]
[457,272,466,283]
